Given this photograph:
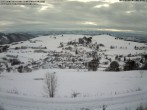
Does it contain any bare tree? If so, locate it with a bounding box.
[44,72,57,98]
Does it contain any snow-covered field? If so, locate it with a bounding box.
[0,34,147,110]
[0,69,147,110]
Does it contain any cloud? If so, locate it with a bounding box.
[68,0,119,3]
[81,21,97,25]
[0,0,147,34]
[126,10,135,14]
[0,21,14,26]
[94,4,109,8]
[38,3,54,12]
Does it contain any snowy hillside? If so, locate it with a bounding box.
[0,34,147,72]
[0,34,147,110]
[0,32,36,45]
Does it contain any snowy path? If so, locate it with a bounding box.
[0,91,147,110]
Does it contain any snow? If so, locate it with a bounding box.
[0,69,147,98]
[2,36,8,40]
[0,34,147,110]
[0,69,147,110]
[1,34,146,65]
[6,34,146,62]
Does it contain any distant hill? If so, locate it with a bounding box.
[0,31,147,45]
[0,33,36,45]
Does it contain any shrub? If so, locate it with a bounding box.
[9,58,21,66]
[75,49,78,54]
[17,65,23,73]
[99,43,104,47]
[88,59,99,71]
[102,105,107,110]
[79,38,84,44]
[71,91,80,98]
[140,64,147,70]
[0,45,9,53]
[0,105,4,110]
[124,60,139,71]
[7,88,19,95]
[136,105,144,110]
[106,61,119,71]
[15,47,20,50]
[136,87,142,91]
[78,37,92,44]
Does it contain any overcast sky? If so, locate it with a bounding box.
[0,0,147,33]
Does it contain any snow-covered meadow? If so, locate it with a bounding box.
[0,69,147,98]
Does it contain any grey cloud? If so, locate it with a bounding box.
[0,0,147,34]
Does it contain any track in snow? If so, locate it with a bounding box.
[0,91,147,110]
